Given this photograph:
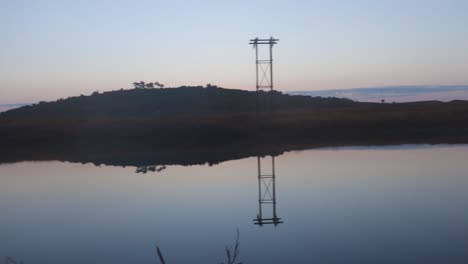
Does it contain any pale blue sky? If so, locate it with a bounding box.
[1,0,468,103]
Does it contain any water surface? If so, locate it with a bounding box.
[2,145,468,263]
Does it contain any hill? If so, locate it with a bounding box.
[2,86,468,165]
[1,86,355,118]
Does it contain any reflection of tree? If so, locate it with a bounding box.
[135,165,166,174]
[254,156,283,226]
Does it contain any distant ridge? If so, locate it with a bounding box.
[289,85,468,103]
[0,103,29,113]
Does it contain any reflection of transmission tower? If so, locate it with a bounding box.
[254,156,283,226]
[249,37,279,112]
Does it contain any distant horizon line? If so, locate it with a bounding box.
[289,84,468,93]
[2,84,468,106]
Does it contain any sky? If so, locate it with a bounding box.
[1,0,468,104]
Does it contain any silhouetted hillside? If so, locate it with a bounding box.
[2,86,468,165]
[0,86,355,118]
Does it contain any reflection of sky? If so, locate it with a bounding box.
[1,1,468,104]
[1,145,468,263]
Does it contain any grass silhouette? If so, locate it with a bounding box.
[155,229,242,264]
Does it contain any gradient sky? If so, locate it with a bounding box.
[1,0,468,104]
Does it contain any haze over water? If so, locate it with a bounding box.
[2,145,468,263]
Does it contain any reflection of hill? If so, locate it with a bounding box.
[1,134,468,168]
[0,141,290,167]
[1,86,468,166]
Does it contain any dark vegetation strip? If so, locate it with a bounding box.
[1,87,468,166]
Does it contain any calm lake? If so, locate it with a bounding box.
[2,145,468,263]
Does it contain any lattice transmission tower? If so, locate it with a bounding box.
[249,37,279,112]
[249,37,279,91]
